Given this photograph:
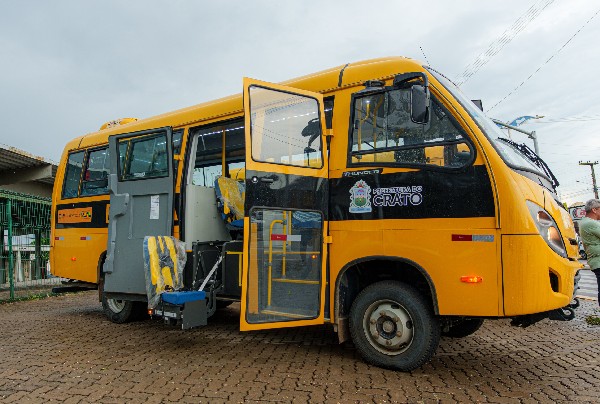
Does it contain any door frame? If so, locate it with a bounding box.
[240,78,329,331]
[103,127,174,297]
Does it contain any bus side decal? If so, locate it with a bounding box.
[330,166,495,221]
[55,200,110,229]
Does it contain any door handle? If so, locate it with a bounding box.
[251,176,277,184]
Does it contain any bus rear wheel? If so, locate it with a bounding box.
[102,294,140,323]
[349,281,440,371]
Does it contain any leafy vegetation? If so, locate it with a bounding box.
[585,315,600,326]
[0,291,63,304]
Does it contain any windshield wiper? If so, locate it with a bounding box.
[498,138,559,189]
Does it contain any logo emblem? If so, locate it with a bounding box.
[349,180,372,213]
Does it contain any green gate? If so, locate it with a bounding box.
[0,190,56,301]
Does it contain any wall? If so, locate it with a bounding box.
[0,182,53,199]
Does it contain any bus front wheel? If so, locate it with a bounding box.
[349,281,440,371]
[102,294,137,324]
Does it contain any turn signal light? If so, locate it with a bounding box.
[71,257,77,261]
[460,276,482,283]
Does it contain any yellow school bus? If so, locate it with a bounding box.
[50,56,581,370]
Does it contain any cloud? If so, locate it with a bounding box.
[1,0,599,204]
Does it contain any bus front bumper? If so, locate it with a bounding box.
[502,234,582,317]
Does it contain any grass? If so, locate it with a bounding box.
[586,315,600,326]
[0,291,64,304]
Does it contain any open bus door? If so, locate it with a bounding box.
[240,79,329,331]
[104,128,174,296]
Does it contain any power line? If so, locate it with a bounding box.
[557,174,596,183]
[456,0,554,86]
[561,189,594,199]
[419,46,431,67]
[560,186,593,196]
[511,113,600,124]
[538,141,600,149]
[533,115,600,123]
[560,182,593,190]
[562,190,595,197]
[542,151,600,158]
[458,1,552,84]
[489,7,600,111]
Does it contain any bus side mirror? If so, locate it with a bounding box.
[411,84,430,124]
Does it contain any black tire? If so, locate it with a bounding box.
[349,281,440,371]
[441,318,484,338]
[569,297,580,309]
[102,294,141,323]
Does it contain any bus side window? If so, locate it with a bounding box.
[121,134,169,180]
[324,97,334,129]
[189,118,245,186]
[349,88,473,168]
[81,147,110,196]
[62,151,85,199]
[192,161,246,187]
[118,141,128,179]
[192,164,222,187]
[248,86,323,168]
[172,130,183,155]
[172,129,184,182]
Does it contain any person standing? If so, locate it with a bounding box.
[578,199,600,306]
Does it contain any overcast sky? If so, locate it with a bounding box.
[1,0,599,205]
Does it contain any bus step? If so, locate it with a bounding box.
[150,291,208,330]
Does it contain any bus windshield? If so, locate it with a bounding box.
[426,67,552,181]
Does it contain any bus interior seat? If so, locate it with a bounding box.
[215,176,245,232]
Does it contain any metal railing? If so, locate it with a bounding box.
[0,190,60,300]
[266,211,320,307]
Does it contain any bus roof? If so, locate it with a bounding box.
[67,56,422,152]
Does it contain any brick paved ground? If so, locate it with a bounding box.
[0,291,598,403]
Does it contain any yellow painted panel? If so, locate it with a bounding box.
[502,235,581,315]
[329,226,500,317]
[330,217,496,232]
[51,228,107,283]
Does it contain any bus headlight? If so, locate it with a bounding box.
[526,201,567,258]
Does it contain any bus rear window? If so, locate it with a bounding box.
[62,151,85,199]
[81,147,110,196]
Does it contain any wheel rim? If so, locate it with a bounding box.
[107,298,126,313]
[363,299,414,355]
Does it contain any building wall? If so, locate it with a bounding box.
[0,182,53,199]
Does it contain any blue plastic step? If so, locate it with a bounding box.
[161,291,206,305]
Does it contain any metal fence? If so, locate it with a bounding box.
[0,190,60,300]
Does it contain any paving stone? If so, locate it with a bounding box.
[0,291,599,402]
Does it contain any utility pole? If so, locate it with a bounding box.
[579,161,599,199]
